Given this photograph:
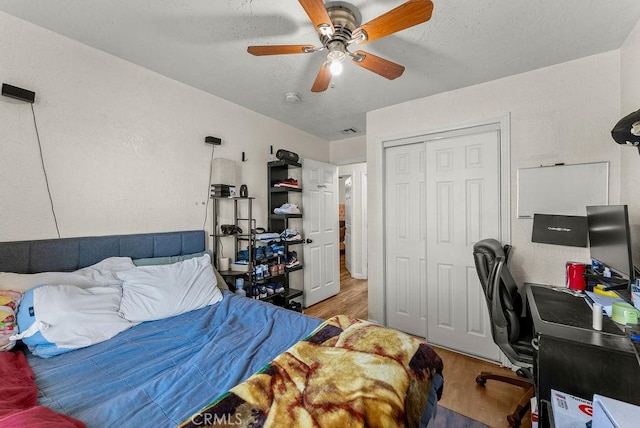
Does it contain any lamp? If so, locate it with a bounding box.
[211,158,238,187]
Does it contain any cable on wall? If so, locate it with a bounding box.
[31,103,61,238]
[202,143,216,231]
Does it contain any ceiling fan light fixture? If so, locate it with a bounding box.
[329,60,343,76]
[327,49,345,61]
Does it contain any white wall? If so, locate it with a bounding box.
[620,19,640,236]
[367,52,622,324]
[338,162,367,279]
[330,135,366,164]
[0,11,329,248]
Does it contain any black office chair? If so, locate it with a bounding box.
[472,238,535,427]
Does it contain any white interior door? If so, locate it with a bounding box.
[425,130,501,361]
[344,176,353,275]
[385,143,427,337]
[302,158,339,307]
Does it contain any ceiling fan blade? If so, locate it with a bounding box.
[299,0,334,36]
[351,50,405,80]
[311,63,332,92]
[353,0,434,44]
[247,45,316,56]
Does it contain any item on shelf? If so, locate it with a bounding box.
[274,203,301,215]
[254,246,265,261]
[269,263,279,277]
[270,243,285,255]
[237,249,249,261]
[266,283,285,295]
[278,262,285,274]
[256,232,280,242]
[274,178,300,188]
[259,285,268,299]
[275,149,299,163]
[231,262,249,272]
[234,278,246,297]
[286,251,299,268]
[221,224,242,235]
[280,228,302,241]
[287,300,303,312]
[253,265,263,280]
[211,184,234,197]
[264,245,273,258]
[240,184,248,198]
[218,257,230,271]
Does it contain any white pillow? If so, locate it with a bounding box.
[117,254,222,322]
[14,284,136,358]
[0,257,135,292]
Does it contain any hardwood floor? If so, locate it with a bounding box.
[303,255,368,320]
[303,256,533,428]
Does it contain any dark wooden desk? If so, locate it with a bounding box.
[526,283,640,427]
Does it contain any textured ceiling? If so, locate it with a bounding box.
[1,0,639,141]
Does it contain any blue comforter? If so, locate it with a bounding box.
[26,291,322,427]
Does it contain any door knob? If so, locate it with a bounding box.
[305,239,313,244]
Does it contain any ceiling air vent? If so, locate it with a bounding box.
[340,127,359,135]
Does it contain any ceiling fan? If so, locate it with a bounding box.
[247,0,434,92]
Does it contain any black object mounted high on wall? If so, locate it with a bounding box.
[2,83,36,103]
[611,108,640,154]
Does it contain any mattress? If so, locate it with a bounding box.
[26,291,323,427]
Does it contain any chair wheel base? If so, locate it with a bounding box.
[507,414,521,427]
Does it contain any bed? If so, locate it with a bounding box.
[0,230,443,427]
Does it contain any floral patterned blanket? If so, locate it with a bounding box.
[180,315,443,427]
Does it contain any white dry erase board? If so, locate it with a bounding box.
[517,162,609,218]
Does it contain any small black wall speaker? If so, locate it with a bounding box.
[2,83,35,103]
[276,149,299,163]
[532,214,588,247]
[204,136,221,145]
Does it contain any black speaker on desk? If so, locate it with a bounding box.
[531,214,588,247]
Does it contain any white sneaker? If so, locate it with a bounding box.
[273,203,301,215]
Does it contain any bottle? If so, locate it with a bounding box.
[592,303,603,331]
[234,278,246,297]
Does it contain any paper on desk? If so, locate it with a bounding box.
[585,291,626,317]
[551,390,592,428]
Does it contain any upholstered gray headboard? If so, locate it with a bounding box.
[0,230,206,274]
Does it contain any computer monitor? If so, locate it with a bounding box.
[586,205,634,282]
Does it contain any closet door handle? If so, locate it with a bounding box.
[317,184,327,188]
